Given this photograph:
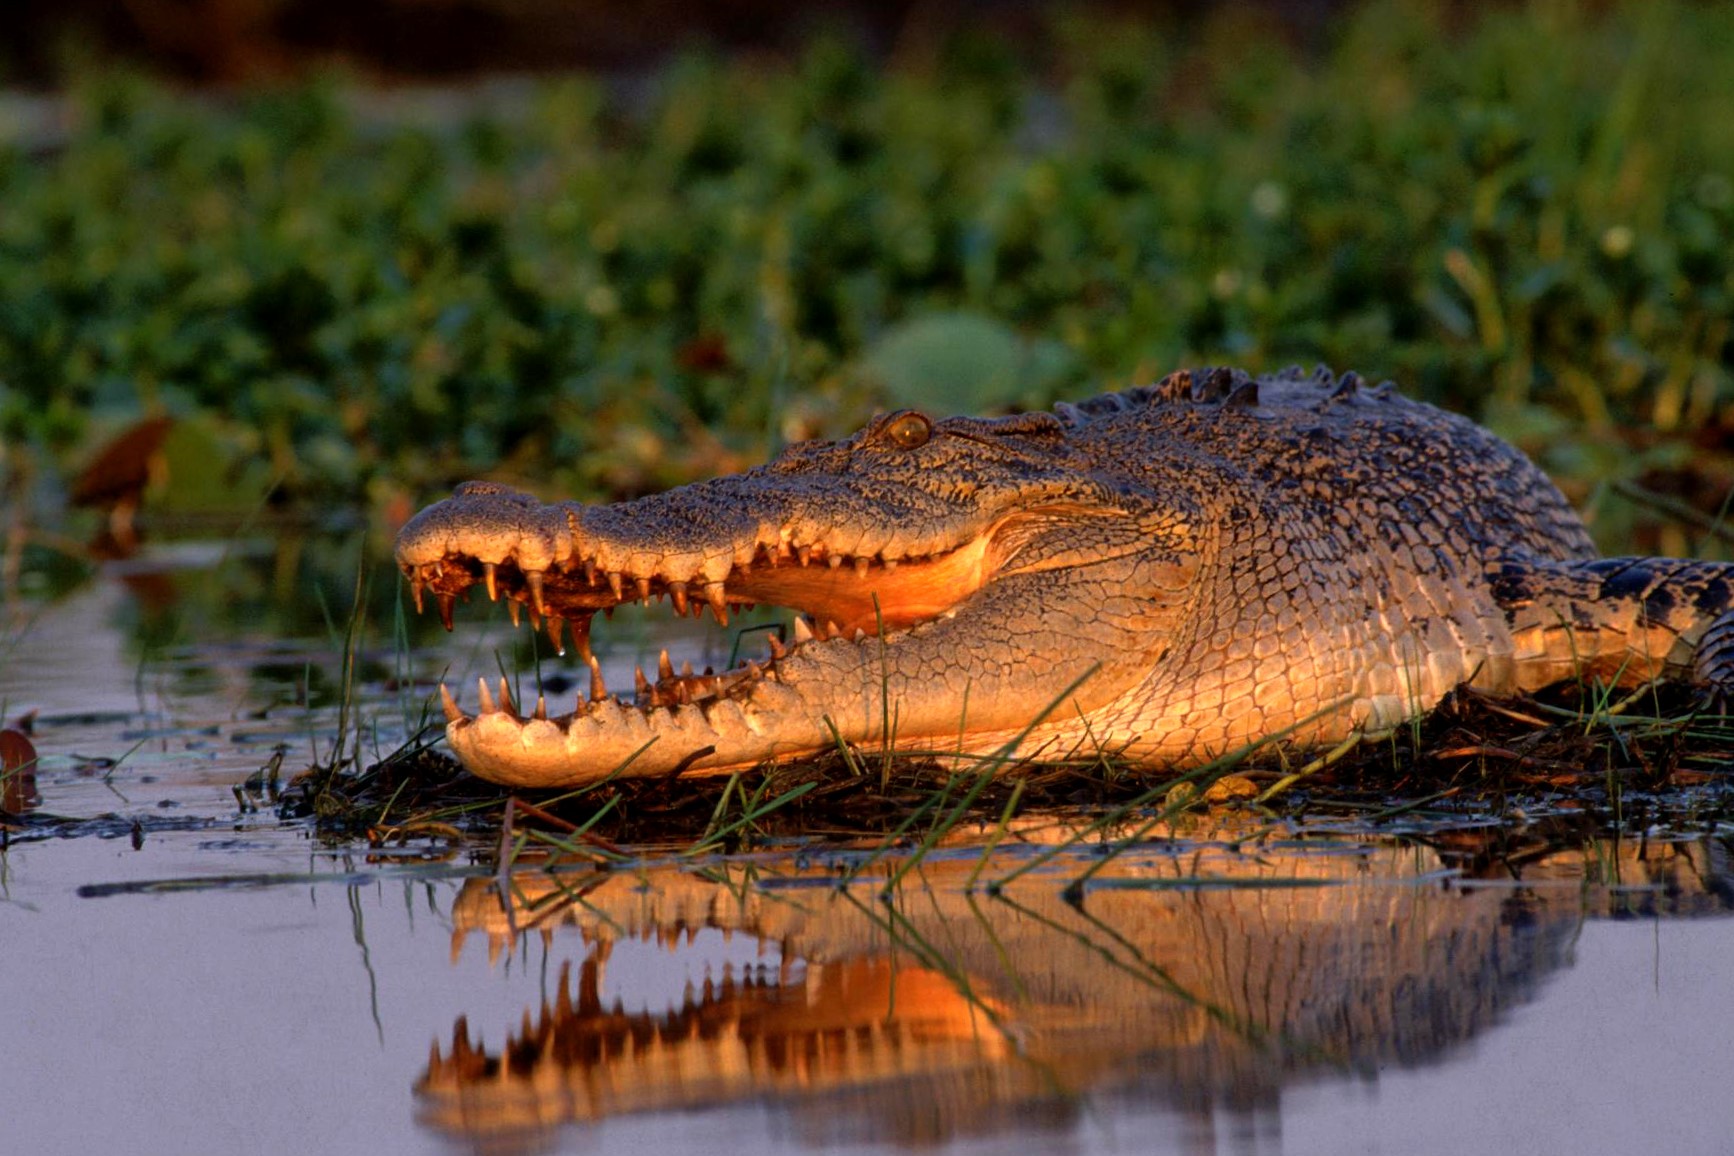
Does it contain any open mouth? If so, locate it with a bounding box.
[402,528,1000,719]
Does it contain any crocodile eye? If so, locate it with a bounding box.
[883,411,932,450]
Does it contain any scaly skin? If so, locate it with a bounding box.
[395,366,1734,787]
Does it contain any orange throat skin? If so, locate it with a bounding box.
[728,534,996,638]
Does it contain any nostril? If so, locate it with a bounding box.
[452,480,537,504]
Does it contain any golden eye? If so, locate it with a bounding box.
[883,411,932,450]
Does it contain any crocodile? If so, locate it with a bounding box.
[394,365,1734,788]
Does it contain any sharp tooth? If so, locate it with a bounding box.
[507,599,521,628]
[828,554,843,570]
[680,661,694,679]
[606,571,624,601]
[676,681,693,704]
[583,559,598,586]
[853,557,869,577]
[635,665,651,699]
[635,576,652,603]
[482,562,499,601]
[669,581,688,615]
[533,694,547,721]
[439,683,462,722]
[883,558,898,573]
[796,545,812,567]
[705,583,729,626]
[477,678,497,714]
[437,594,456,631]
[745,660,762,680]
[525,570,547,616]
[586,654,607,703]
[792,617,814,644]
[498,678,517,718]
[852,627,867,641]
[659,649,675,681]
[825,619,843,639]
[573,617,594,661]
[546,615,565,655]
[410,575,426,614]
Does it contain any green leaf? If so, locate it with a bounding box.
[862,311,1076,413]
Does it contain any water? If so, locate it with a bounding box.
[3,536,1732,1156]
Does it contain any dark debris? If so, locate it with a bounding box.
[278,684,1734,852]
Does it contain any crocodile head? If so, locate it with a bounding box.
[396,400,1199,786]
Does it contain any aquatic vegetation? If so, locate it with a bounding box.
[0,0,1728,546]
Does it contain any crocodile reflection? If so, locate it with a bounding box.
[418,831,1732,1148]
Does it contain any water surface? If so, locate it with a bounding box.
[3,536,1731,1156]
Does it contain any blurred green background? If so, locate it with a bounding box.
[1,0,1730,559]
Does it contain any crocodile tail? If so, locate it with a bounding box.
[1487,555,1734,701]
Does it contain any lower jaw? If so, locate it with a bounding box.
[441,676,833,787]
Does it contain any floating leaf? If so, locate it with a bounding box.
[1,727,40,814]
[0,728,36,774]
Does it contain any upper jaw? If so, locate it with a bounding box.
[394,479,1006,637]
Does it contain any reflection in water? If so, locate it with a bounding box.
[418,832,1733,1151]
[427,952,1014,1144]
